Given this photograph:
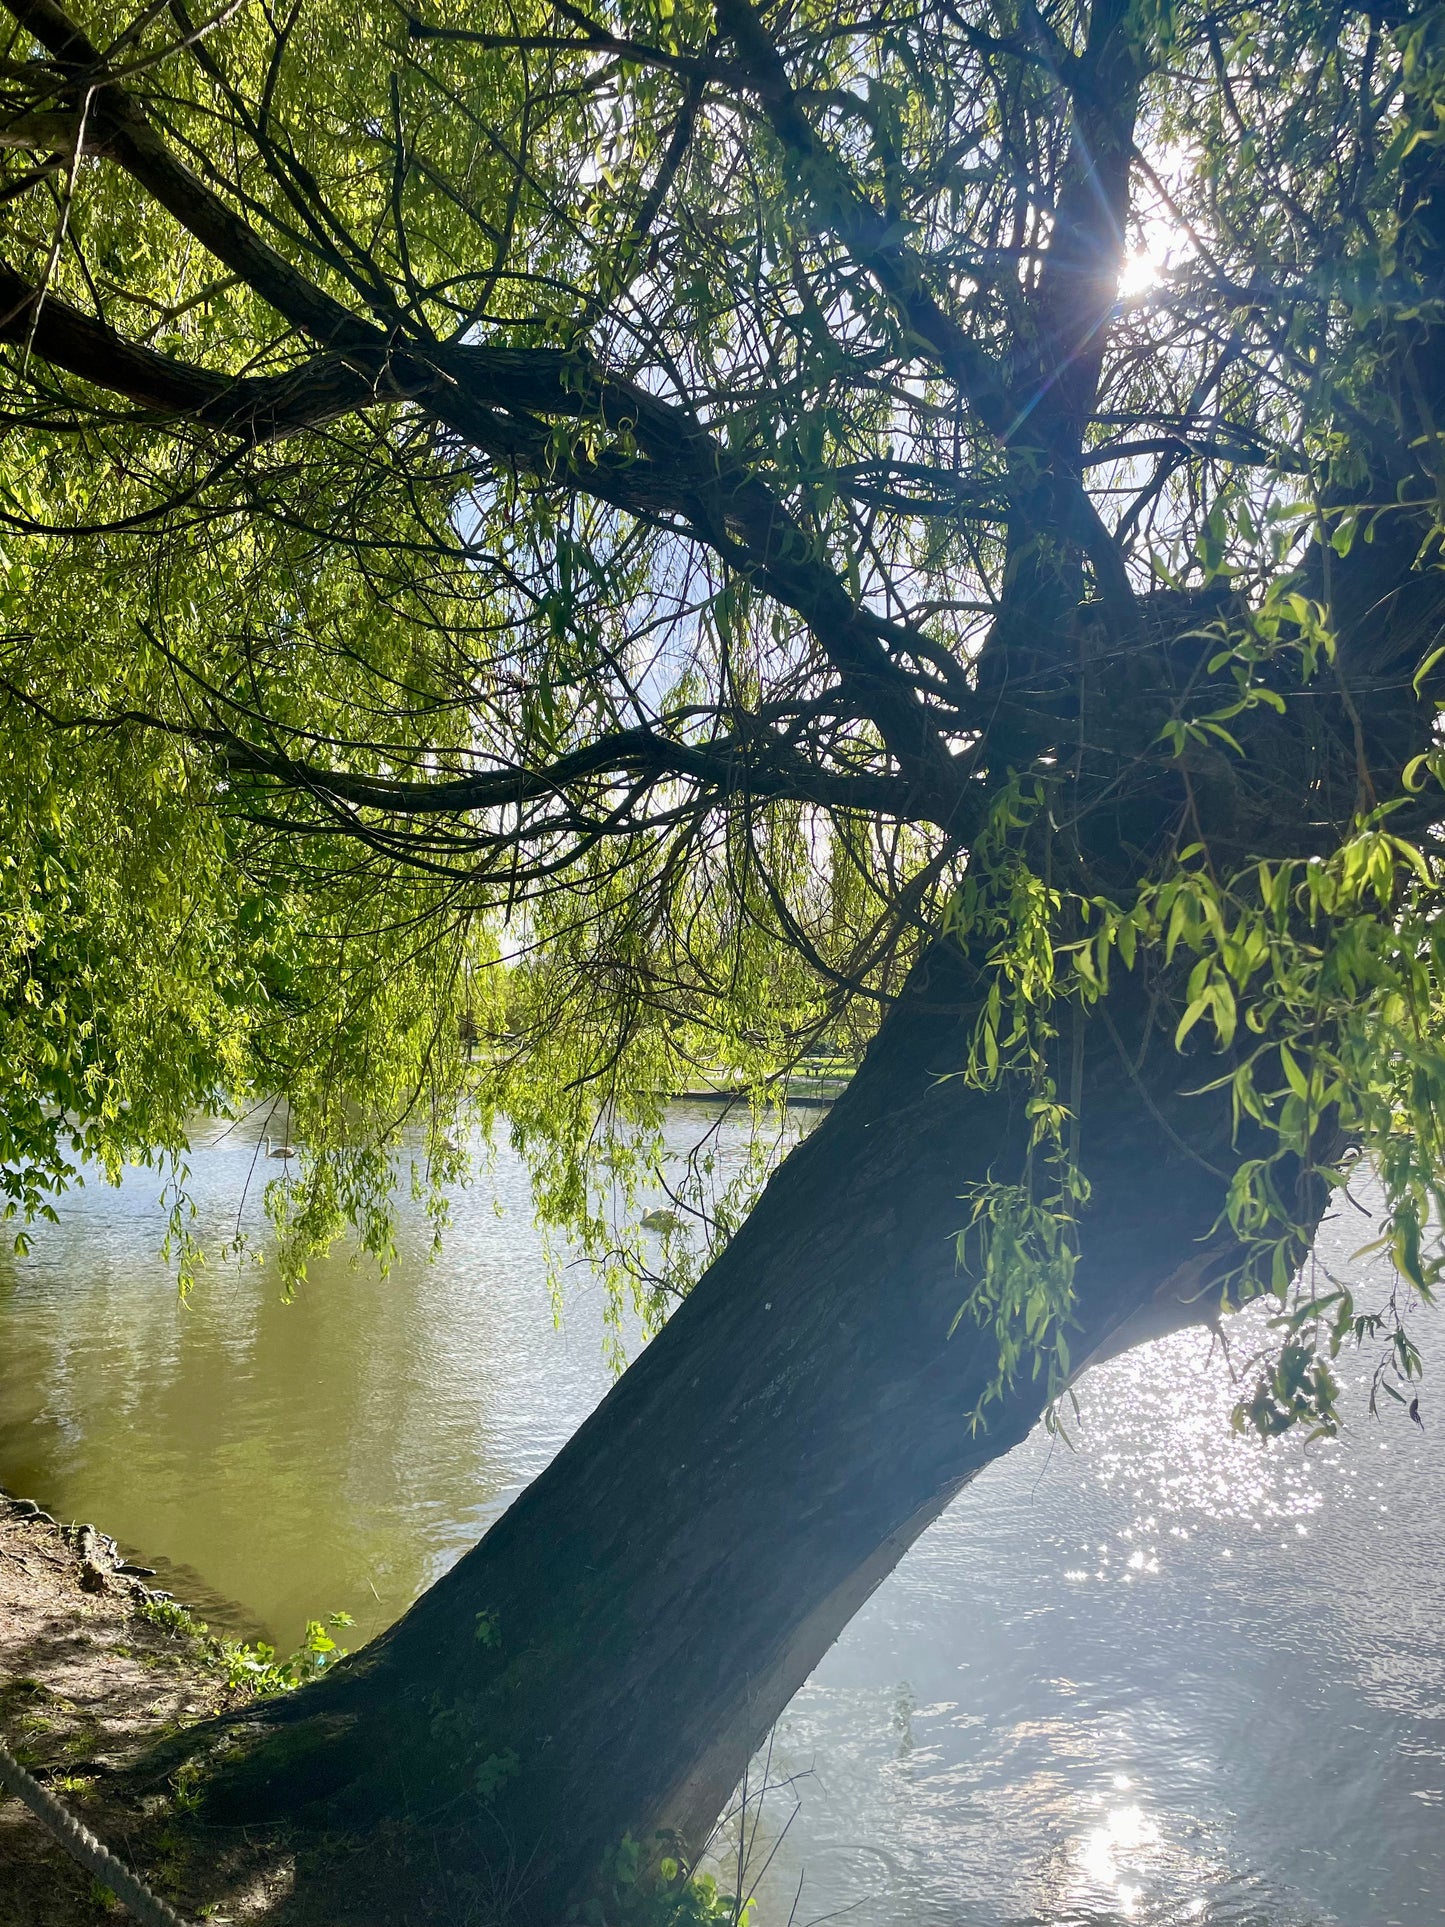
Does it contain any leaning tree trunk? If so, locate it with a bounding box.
[190,932,1309,1919]
[181,341,1434,1918]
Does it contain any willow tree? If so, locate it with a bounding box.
[3,0,1445,1915]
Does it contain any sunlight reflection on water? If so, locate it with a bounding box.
[721,1199,1444,1927]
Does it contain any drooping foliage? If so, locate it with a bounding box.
[2,0,1445,1408]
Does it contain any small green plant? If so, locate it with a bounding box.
[213,1612,354,1695]
[137,1598,203,1638]
[580,1835,752,1927]
[170,1758,209,1815]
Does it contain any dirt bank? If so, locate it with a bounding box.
[0,1491,504,1927]
[0,1487,292,1925]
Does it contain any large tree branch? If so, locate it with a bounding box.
[5,667,924,834]
[0,262,374,434]
[0,285,981,817]
[975,0,1146,730]
[712,0,1141,644]
[1006,0,1144,452]
[3,0,374,353]
[213,722,921,821]
[713,0,1013,438]
[403,5,735,89]
[416,361,983,818]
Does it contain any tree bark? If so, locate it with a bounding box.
[191,933,1303,1919]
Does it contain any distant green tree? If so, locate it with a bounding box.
[3,0,1445,1913]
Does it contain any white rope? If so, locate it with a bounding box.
[0,1732,193,1927]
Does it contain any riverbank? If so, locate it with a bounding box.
[670,1076,846,1110]
[0,1490,513,1927]
[0,1487,285,1924]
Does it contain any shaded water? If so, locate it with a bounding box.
[0,1113,1440,1926]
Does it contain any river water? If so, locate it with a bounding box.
[0,1110,1440,1927]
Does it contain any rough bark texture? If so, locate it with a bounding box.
[195,935,1292,1918]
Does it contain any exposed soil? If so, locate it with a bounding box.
[0,1485,297,1925]
[0,1490,512,1927]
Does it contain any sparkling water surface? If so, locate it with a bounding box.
[0,1112,1439,1927]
